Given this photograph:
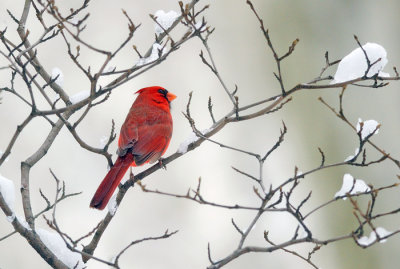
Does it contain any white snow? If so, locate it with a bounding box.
[67,17,79,25]
[99,135,108,148]
[344,147,360,162]
[194,21,206,31]
[334,173,370,199]
[51,67,64,87]
[109,256,117,264]
[177,132,198,154]
[6,213,15,223]
[356,118,380,140]
[107,194,118,216]
[0,173,15,213]
[379,71,390,78]
[136,43,165,66]
[357,234,374,246]
[177,129,211,154]
[6,214,32,230]
[295,224,309,239]
[104,64,116,73]
[69,90,90,104]
[375,227,392,243]
[357,227,392,246]
[154,10,179,35]
[37,228,85,268]
[16,215,32,230]
[332,43,389,83]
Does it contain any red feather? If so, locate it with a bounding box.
[90,86,176,210]
[89,153,133,210]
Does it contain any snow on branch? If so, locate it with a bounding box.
[69,90,90,104]
[153,10,179,35]
[356,118,380,141]
[51,67,64,87]
[332,42,389,83]
[0,173,15,214]
[357,227,392,247]
[107,194,118,216]
[136,43,165,66]
[177,129,211,154]
[335,173,371,199]
[37,228,85,269]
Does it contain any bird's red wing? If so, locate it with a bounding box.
[118,118,139,156]
[129,122,172,166]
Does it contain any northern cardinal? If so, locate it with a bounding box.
[90,86,176,210]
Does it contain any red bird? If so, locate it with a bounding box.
[90,86,176,210]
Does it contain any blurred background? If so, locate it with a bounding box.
[1,0,400,268]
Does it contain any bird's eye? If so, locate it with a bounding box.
[158,89,168,95]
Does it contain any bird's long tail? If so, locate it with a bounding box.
[90,154,134,210]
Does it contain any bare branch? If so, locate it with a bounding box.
[114,230,178,267]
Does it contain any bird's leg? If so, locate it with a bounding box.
[158,158,167,170]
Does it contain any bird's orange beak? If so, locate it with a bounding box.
[167,92,177,102]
